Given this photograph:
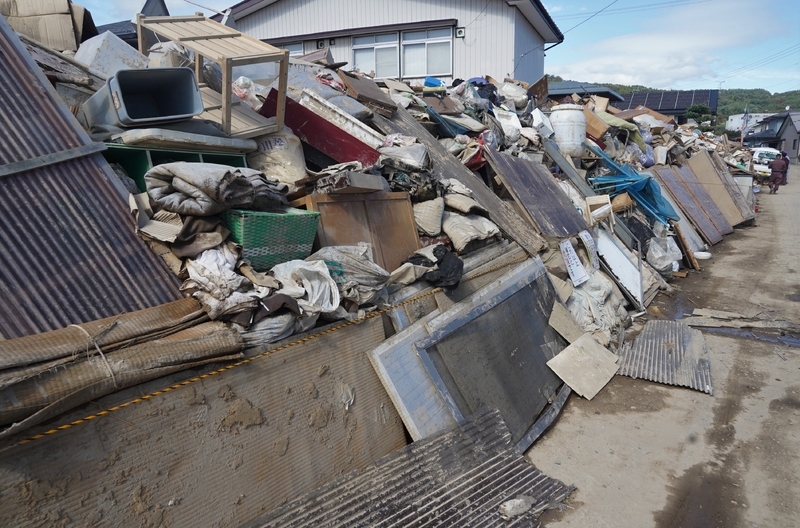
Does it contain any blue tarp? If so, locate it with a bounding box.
[584,143,679,225]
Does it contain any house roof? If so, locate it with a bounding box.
[617,90,719,115]
[0,15,182,338]
[215,0,563,43]
[547,81,624,102]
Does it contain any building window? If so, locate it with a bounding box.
[401,28,452,78]
[794,139,798,151]
[282,42,305,57]
[352,33,398,78]
[351,28,453,79]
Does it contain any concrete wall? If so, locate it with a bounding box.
[236,0,546,83]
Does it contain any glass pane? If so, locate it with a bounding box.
[427,28,451,39]
[353,35,375,46]
[403,43,425,77]
[354,48,375,74]
[283,42,303,56]
[375,46,398,78]
[403,30,426,42]
[375,33,398,43]
[427,41,450,75]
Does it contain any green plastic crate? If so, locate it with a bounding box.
[222,207,320,271]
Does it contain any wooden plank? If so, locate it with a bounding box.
[671,220,701,271]
[613,108,648,121]
[388,106,546,256]
[654,167,723,245]
[294,192,419,272]
[262,89,381,166]
[673,165,733,235]
[686,150,747,227]
[485,148,588,238]
[338,70,397,112]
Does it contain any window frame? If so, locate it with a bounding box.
[350,26,453,80]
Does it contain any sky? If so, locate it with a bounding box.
[81,0,800,93]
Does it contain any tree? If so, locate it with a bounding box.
[685,103,712,123]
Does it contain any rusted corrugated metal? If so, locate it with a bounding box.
[0,15,182,339]
[245,408,574,528]
[618,320,713,395]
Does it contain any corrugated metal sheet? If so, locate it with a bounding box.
[618,320,713,395]
[245,408,574,528]
[237,0,518,83]
[0,15,182,339]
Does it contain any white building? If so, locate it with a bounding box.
[726,113,773,133]
[216,0,563,85]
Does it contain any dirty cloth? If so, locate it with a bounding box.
[271,259,340,314]
[306,245,390,306]
[413,198,444,236]
[146,163,287,216]
[171,215,230,259]
[403,244,464,289]
[182,244,243,301]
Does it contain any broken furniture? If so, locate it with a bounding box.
[137,14,288,138]
[292,192,419,273]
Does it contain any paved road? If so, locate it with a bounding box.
[527,164,800,528]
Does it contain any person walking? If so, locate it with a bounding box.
[768,154,788,194]
[781,151,790,184]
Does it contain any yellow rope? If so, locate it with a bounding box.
[10,254,529,448]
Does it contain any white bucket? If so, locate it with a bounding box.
[549,104,587,157]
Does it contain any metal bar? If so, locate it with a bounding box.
[0,142,106,178]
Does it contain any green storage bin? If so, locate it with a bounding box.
[222,207,320,270]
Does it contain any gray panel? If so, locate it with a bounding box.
[244,408,574,528]
[617,320,713,395]
[425,281,564,444]
[654,167,724,245]
[0,16,182,339]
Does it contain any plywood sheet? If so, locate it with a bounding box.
[709,151,755,222]
[673,165,733,235]
[485,148,588,238]
[0,318,405,527]
[547,334,619,400]
[654,167,723,245]
[686,150,749,226]
[295,192,420,273]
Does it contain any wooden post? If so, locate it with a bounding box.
[221,59,232,135]
[136,14,145,54]
[274,49,289,132]
[670,220,701,271]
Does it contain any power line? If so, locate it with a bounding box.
[513,0,619,73]
[553,0,712,20]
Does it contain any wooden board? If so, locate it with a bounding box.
[338,70,396,113]
[673,165,733,235]
[709,151,755,223]
[485,148,588,239]
[387,106,546,256]
[654,167,724,245]
[293,192,420,272]
[262,89,380,166]
[686,150,749,227]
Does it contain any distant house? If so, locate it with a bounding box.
[546,81,624,103]
[743,110,800,162]
[214,0,563,85]
[617,90,719,123]
[725,112,774,134]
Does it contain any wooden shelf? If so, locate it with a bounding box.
[137,14,288,138]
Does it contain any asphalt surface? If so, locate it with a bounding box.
[527,163,800,528]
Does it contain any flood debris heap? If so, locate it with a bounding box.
[0,8,763,528]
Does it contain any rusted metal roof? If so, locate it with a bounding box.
[244,408,574,527]
[0,15,182,339]
[618,320,713,395]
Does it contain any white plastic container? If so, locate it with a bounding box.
[74,31,149,79]
[549,104,587,157]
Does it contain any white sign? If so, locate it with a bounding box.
[559,239,590,287]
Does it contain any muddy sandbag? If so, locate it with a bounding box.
[247,127,307,193]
